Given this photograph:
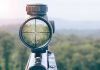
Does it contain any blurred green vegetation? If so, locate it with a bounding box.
[0,30,100,70]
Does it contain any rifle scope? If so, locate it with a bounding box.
[19,4,54,53]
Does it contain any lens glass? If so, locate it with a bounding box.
[22,19,50,48]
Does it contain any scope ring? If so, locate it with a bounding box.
[19,16,53,53]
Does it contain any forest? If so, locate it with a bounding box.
[0,29,100,70]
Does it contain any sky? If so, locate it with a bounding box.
[0,0,100,21]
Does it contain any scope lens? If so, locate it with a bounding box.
[21,18,51,48]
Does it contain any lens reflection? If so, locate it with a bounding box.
[22,19,50,48]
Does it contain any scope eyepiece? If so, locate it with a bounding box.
[19,17,53,53]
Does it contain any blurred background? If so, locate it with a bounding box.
[0,0,100,70]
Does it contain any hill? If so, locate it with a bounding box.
[0,18,100,38]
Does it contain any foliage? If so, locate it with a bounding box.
[0,31,30,70]
[0,31,100,70]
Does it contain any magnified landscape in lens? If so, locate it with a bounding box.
[22,19,50,48]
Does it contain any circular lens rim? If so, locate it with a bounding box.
[19,17,53,51]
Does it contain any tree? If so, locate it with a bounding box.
[0,32,15,70]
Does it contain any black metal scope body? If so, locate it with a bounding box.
[19,4,55,53]
[19,4,57,70]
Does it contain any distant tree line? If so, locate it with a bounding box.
[0,31,100,70]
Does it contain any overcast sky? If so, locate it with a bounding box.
[0,0,100,21]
